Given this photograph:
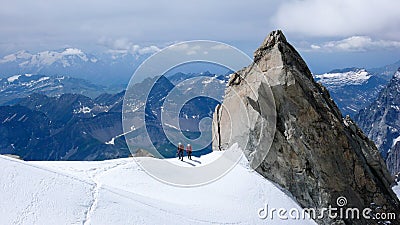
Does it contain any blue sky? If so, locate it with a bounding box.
[0,0,399,73]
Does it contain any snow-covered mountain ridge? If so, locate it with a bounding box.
[0,73,107,105]
[0,48,97,67]
[314,67,388,117]
[314,68,371,88]
[0,48,155,85]
[0,148,317,225]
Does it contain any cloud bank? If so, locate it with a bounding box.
[273,0,400,40]
[0,0,399,55]
[98,37,161,56]
[310,36,400,52]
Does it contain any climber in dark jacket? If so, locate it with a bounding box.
[186,144,192,160]
[177,142,184,161]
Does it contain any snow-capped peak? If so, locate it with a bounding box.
[314,68,371,88]
[62,48,85,56]
[0,50,32,63]
[3,74,46,83]
[30,48,90,66]
[394,68,400,79]
[6,74,21,82]
[0,48,97,68]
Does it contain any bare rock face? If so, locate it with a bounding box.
[355,69,400,173]
[387,143,400,174]
[212,30,400,225]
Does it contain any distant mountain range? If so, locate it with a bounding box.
[354,68,400,174]
[369,60,400,79]
[0,91,129,160]
[0,48,152,86]
[0,71,228,160]
[123,71,228,158]
[1,46,399,173]
[0,74,113,105]
[315,62,400,175]
[314,60,400,117]
[2,47,398,101]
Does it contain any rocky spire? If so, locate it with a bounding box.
[213,30,400,224]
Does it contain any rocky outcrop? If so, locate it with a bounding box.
[355,69,400,173]
[387,142,400,175]
[212,30,400,224]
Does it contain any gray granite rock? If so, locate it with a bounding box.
[213,30,400,225]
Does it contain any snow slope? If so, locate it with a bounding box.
[0,147,318,225]
[394,185,400,198]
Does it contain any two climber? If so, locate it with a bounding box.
[177,143,192,161]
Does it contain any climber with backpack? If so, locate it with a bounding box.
[186,144,192,160]
[177,142,184,161]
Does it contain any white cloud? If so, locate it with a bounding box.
[99,38,160,55]
[310,45,321,50]
[0,0,280,53]
[273,0,400,40]
[170,44,202,55]
[170,43,236,56]
[1,0,400,57]
[210,44,231,50]
[309,36,400,52]
[138,46,161,55]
